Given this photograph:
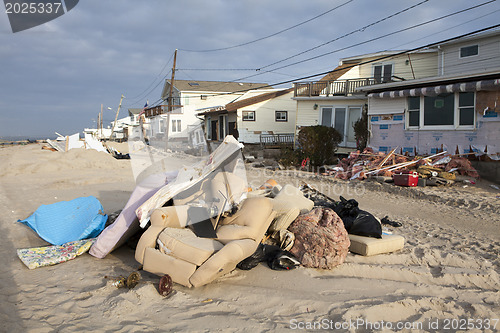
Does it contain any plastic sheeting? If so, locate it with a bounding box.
[18,196,107,246]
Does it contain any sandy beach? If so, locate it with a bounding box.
[1,143,499,332]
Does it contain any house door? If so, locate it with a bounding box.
[211,120,218,140]
[218,115,227,140]
[346,107,362,148]
[320,106,361,147]
[320,107,347,146]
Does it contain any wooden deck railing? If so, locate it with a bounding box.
[144,105,183,118]
[260,133,294,147]
[294,78,377,97]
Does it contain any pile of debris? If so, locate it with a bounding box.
[327,147,479,183]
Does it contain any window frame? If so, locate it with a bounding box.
[405,92,476,130]
[373,62,394,83]
[242,110,255,121]
[275,110,288,122]
[406,96,420,129]
[459,44,479,59]
[171,119,181,133]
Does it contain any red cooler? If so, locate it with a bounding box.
[393,171,419,187]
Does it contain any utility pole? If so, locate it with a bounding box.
[165,49,177,150]
[99,104,103,139]
[109,94,125,141]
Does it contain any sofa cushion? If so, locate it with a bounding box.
[142,247,197,288]
[348,234,405,256]
[272,184,314,215]
[157,228,224,266]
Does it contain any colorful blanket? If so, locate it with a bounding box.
[17,238,95,269]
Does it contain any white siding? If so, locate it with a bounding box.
[441,34,500,76]
[337,66,360,80]
[368,97,405,115]
[236,92,296,143]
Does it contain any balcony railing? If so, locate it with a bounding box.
[294,78,378,97]
[144,105,183,118]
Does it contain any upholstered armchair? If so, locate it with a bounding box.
[135,197,276,287]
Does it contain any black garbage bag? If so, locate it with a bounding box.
[333,196,359,231]
[349,210,382,239]
[334,196,382,238]
[237,244,301,271]
[266,247,301,271]
[237,243,266,270]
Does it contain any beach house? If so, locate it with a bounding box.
[197,88,296,145]
[293,49,438,150]
[142,80,270,144]
[357,29,500,156]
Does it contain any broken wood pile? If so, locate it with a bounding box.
[330,147,479,180]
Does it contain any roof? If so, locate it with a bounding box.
[356,68,500,93]
[128,108,143,115]
[197,88,293,115]
[165,79,271,93]
[436,27,500,47]
[319,63,358,82]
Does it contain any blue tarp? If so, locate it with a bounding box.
[18,196,107,246]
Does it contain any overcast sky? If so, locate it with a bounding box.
[1,0,499,138]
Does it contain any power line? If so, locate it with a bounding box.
[145,24,500,109]
[178,0,355,52]
[258,0,431,71]
[124,50,177,107]
[229,0,498,83]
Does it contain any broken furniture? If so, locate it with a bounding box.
[135,197,276,287]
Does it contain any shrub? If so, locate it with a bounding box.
[297,125,342,166]
[353,108,368,151]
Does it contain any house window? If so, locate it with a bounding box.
[171,119,181,132]
[373,63,393,83]
[275,111,288,122]
[242,111,255,121]
[407,96,420,127]
[406,92,475,129]
[460,45,478,58]
[458,92,474,126]
[424,93,454,126]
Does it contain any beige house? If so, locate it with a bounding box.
[198,88,295,144]
[293,49,438,149]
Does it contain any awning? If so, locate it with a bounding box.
[368,78,500,99]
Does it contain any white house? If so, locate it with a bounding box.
[293,49,438,149]
[358,28,500,156]
[198,88,296,145]
[143,80,270,142]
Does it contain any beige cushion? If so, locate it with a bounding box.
[142,247,197,288]
[349,234,405,256]
[217,197,274,244]
[190,239,257,287]
[268,207,300,232]
[272,184,314,215]
[157,228,223,266]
